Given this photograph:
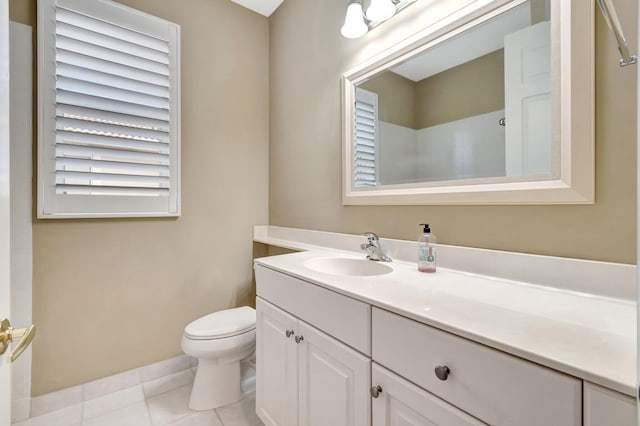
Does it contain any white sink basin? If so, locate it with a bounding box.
[304,257,393,277]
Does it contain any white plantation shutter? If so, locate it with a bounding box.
[38,0,181,218]
[354,88,377,187]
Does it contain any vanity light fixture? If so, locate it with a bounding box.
[366,0,396,22]
[341,0,417,39]
[341,0,368,39]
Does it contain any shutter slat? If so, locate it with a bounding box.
[56,185,169,197]
[355,145,375,154]
[56,170,169,188]
[56,158,170,176]
[355,123,376,135]
[57,117,169,144]
[57,90,169,121]
[57,76,169,110]
[57,63,169,98]
[56,35,169,76]
[355,153,375,161]
[56,143,169,165]
[355,166,376,174]
[57,49,169,87]
[57,131,170,154]
[355,101,374,113]
[355,159,375,167]
[356,132,376,146]
[57,104,169,133]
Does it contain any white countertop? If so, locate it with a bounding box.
[254,228,637,397]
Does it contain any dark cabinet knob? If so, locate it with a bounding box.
[295,335,304,344]
[285,329,294,338]
[435,365,450,381]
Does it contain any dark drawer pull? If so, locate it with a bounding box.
[435,365,450,381]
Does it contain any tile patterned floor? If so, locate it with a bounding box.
[14,363,263,426]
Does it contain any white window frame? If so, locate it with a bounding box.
[37,0,181,218]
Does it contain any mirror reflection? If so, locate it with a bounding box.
[353,0,553,188]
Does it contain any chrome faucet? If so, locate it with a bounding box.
[360,232,391,262]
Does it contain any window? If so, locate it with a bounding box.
[354,88,377,187]
[38,0,180,218]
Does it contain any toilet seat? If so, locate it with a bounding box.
[184,306,256,340]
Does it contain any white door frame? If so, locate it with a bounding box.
[0,0,13,423]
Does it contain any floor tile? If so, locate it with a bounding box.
[215,392,261,426]
[167,410,223,426]
[84,368,142,401]
[30,384,83,417]
[147,384,194,425]
[83,384,145,420]
[142,355,191,382]
[12,403,82,426]
[144,369,195,399]
[82,401,150,426]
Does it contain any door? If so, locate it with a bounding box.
[504,20,552,177]
[371,364,486,426]
[1,0,12,423]
[298,321,370,426]
[256,298,298,426]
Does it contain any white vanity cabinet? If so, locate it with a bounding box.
[255,266,371,426]
[255,263,634,426]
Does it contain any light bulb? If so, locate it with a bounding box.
[341,1,368,39]
[366,0,396,22]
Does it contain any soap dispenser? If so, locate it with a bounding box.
[417,224,436,273]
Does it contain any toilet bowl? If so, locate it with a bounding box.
[181,306,256,411]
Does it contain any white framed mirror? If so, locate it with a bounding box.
[342,0,594,205]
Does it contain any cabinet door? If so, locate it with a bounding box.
[298,321,371,426]
[372,364,486,426]
[584,382,636,426]
[256,298,298,426]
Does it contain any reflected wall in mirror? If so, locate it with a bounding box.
[342,0,594,205]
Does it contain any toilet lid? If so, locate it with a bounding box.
[184,306,256,340]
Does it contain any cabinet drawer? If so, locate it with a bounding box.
[372,308,581,426]
[372,363,486,426]
[255,265,371,355]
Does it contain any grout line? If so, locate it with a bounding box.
[143,393,153,426]
[213,408,225,426]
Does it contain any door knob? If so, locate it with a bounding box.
[0,318,36,363]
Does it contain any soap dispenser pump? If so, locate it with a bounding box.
[417,224,436,273]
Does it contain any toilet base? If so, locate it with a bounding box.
[189,359,242,411]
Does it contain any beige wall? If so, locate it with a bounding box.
[360,71,417,129]
[415,49,505,128]
[269,0,637,264]
[10,0,269,396]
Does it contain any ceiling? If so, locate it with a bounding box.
[391,2,531,82]
[229,0,285,17]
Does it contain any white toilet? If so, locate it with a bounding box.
[181,306,256,411]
